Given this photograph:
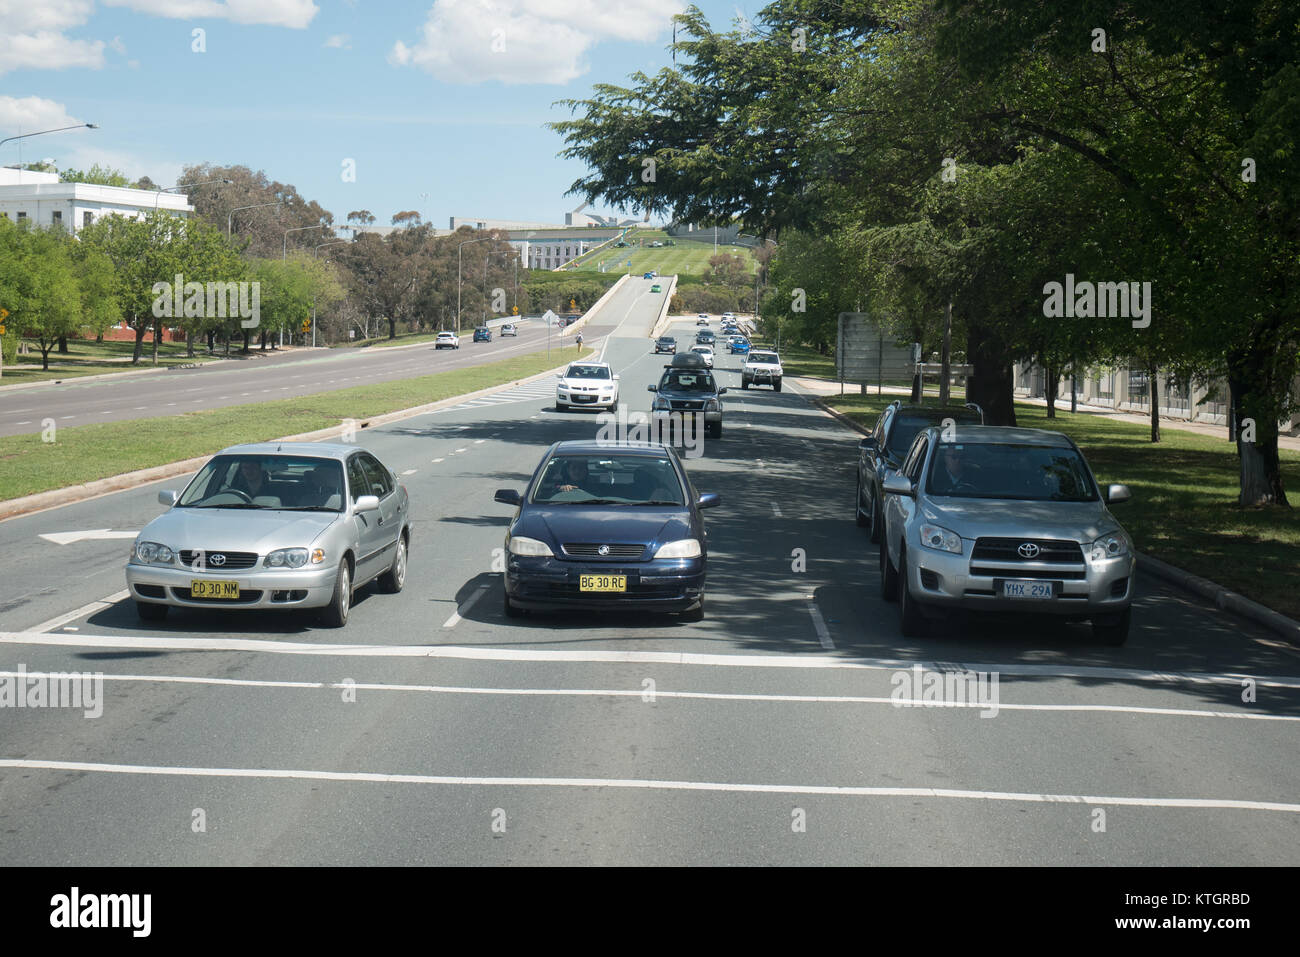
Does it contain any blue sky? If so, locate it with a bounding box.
[0,0,755,228]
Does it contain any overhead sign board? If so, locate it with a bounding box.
[836,313,916,385]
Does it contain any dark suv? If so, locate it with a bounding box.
[649,354,726,438]
[473,326,492,342]
[855,400,983,541]
[655,336,677,354]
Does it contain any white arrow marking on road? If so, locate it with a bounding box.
[38,529,139,546]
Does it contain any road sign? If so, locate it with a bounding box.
[836,313,916,390]
[541,309,559,326]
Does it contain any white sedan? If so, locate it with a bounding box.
[690,346,714,368]
[435,331,460,350]
[555,361,620,412]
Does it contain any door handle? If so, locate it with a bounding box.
[377,516,384,526]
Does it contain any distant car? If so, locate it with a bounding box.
[435,331,460,350]
[741,350,782,390]
[879,425,1135,645]
[500,323,518,337]
[690,346,714,368]
[473,326,492,342]
[696,317,709,326]
[649,359,726,439]
[495,441,719,621]
[126,443,411,628]
[643,271,656,279]
[655,336,677,354]
[697,313,709,321]
[721,312,735,320]
[695,330,716,346]
[650,284,662,293]
[856,401,984,542]
[728,338,750,355]
[555,361,620,412]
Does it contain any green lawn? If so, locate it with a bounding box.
[821,392,1300,619]
[1,338,220,383]
[1,346,593,503]
[569,238,757,278]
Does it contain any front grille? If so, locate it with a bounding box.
[970,538,1083,564]
[971,565,1087,580]
[561,543,646,559]
[178,549,259,570]
[669,401,705,411]
[171,588,263,604]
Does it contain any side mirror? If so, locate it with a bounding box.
[647,385,658,392]
[158,490,179,507]
[859,436,877,452]
[697,492,721,509]
[614,375,620,380]
[882,472,915,498]
[1106,483,1132,504]
[494,489,523,507]
[354,494,380,514]
[718,388,728,395]
[556,373,564,379]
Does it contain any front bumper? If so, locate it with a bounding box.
[505,556,705,612]
[903,544,1135,617]
[557,390,618,409]
[125,561,338,610]
[744,369,781,383]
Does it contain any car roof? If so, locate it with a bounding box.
[564,361,611,368]
[921,425,1075,447]
[550,440,673,458]
[215,442,358,461]
[893,405,982,420]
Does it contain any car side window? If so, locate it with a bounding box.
[359,454,394,499]
[873,410,889,448]
[346,456,369,503]
[905,436,930,481]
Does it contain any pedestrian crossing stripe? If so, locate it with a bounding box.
[433,383,558,413]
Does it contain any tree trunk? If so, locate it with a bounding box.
[132,319,146,364]
[242,330,251,352]
[57,336,69,354]
[41,342,51,370]
[1228,369,1289,506]
[939,300,952,406]
[186,331,195,358]
[207,330,216,354]
[1070,359,1078,414]
[1149,363,1160,443]
[965,322,1017,425]
[1044,360,1059,419]
[389,316,397,340]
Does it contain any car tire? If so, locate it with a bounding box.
[503,584,522,618]
[741,380,749,390]
[855,475,869,528]
[708,421,722,439]
[377,534,407,594]
[774,378,782,392]
[1093,608,1131,647]
[555,402,566,412]
[879,534,898,602]
[136,601,168,622]
[610,399,618,412]
[898,552,929,637]
[318,560,352,628]
[680,596,704,622]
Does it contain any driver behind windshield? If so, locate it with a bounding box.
[931,444,968,494]
[663,372,714,392]
[231,459,270,498]
[542,458,591,498]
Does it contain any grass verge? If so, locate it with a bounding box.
[1,346,591,502]
[821,392,1300,619]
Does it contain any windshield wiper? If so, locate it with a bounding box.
[194,503,263,509]
[282,506,340,511]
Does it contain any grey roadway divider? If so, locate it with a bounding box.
[556,273,631,339]
[649,274,680,339]
[0,351,595,524]
[805,390,1300,646]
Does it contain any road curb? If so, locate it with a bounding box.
[804,393,1300,645]
[0,353,591,524]
[0,357,230,393]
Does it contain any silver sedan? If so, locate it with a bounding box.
[125,442,410,627]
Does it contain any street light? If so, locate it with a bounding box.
[283,224,330,260]
[309,241,350,347]
[0,123,97,181]
[228,201,283,237]
[457,236,498,333]
[154,178,231,211]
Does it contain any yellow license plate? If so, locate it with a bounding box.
[579,574,626,593]
[190,579,240,599]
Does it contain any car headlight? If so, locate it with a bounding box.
[602,384,615,391]
[653,396,671,411]
[508,536,553,557]
[918,524,962,554]
[1087,531,1130,562]
[264,547,314,568]
[654,538,702,559]
[705,398,720,411]
[134,541,174,564]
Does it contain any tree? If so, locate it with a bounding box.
[0,220,82,370]
[58,163,135,187]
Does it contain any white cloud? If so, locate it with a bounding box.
[102,0,320,29]
[0,0,104,74]
[392,0,683,85]
[110,35,128,54]
[323,33,350,49]
[0,96,84,135]
[0,0,93,32]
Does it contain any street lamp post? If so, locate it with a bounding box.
[228,201,283,238]
[0,123,97,183]
[310,241,349,347]
[147,178,230,365]
[456,236,497,333]
[280,225,330,348]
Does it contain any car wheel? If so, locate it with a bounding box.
[319,560,352,628]
[899,552,929,637]
[708,421,722,439]
[136,601,168,622]
[1093,607,1131,647]
[610,399,618,412]
[741,379,749,390]
[555,402,566,412]
[503,584,522,618]
[680,596,704,622]
[774,378,782,392]
[377,534,407,594]
[879,532,899,602]
[855,475,869,527]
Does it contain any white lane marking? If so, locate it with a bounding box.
[4,759,1297,815]
[400,469,417,476]
[808,600,834,650]
[431,458,445,464]
[20,592,130,634]
[442,584,490,628]
[8,670,1293,723]
[771,503,782,518]
[39,529,138,545]
[15,421,31,425]
[3,629,1299,689]
[60,415,74,420]
[474,439,486,444]
[134,406,147,410]
[454,447,468,453]
[100,410,114,414]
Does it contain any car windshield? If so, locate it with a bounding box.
[658,338,675,344]
[926,443,1099,502]
[565,365,610,379]
[660,371,717,392]
[889,413,980,455]
[531,455,685,505]
[749,353,778,363]
[176,455,347,511]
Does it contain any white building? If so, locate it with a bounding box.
[512,237,594,270]
[0,167,191,234]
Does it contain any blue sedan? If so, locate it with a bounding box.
[494,441,720,621]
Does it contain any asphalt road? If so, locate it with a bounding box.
[0,316,575,439]
[2,289,1298,865]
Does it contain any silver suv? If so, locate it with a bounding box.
[879,426,1135,645]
